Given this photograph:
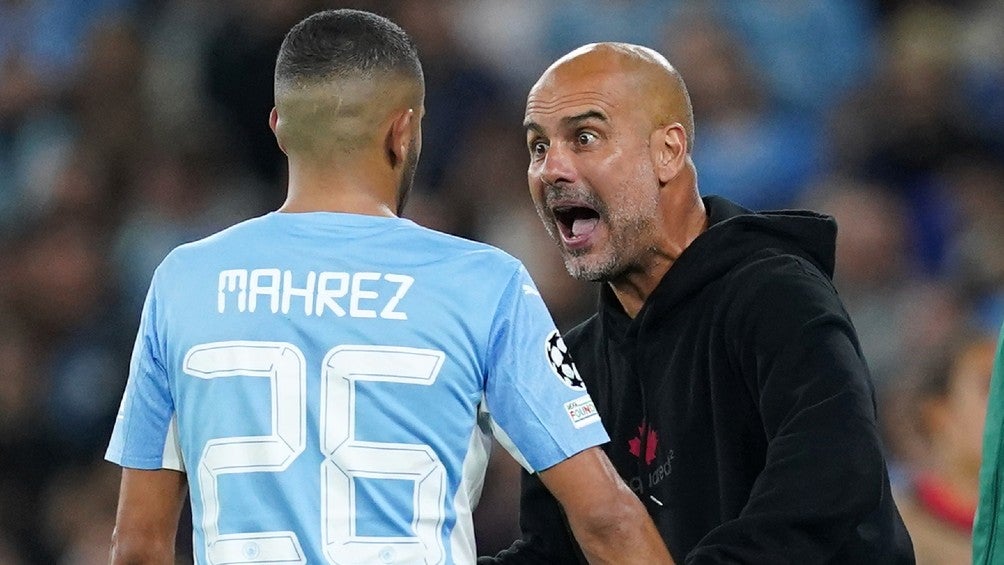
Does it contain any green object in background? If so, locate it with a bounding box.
[974,323,1004,564]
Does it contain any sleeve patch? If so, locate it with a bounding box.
[545,330,585,390]
[564,394,601,428]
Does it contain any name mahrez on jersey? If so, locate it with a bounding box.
[217,269,413,319]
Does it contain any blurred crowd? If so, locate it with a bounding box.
[0,0,1002,563]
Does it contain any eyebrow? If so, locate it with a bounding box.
[524,110,608,134]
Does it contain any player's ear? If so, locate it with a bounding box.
[269,107,287,155]
[651,122,686,184]
[385,108,416,170]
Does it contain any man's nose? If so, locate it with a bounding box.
[537,143,577,187]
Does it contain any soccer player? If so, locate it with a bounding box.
[104,10,671,565]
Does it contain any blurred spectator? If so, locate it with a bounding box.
[800,176,963,393]
[887,327,997,564]
[662,9,821,210]
[69,16,147,177]
[0,10,145,232]
[452,0,549,95]
[828,3,993,272]
[955,0,1003,156]
[535,0,674,63]
[958,0,1004,158]
[937,157,1004,306]
[391,1,508,195]
[717,0,877,118]
[0,213,128,562]
[139,0,226,144]
[4,214,129,454]
[0,318,48,563]
[0,0,137,90]
[203,0,317,204]
[832,2,985,180]
[39,461,119,564]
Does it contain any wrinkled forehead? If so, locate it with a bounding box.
[524,68,629,129]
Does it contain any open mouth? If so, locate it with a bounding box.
[553,205,600,243]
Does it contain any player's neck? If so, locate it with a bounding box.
[278,193,397,217]
[281,159,398,217]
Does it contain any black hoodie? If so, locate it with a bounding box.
[484,196,915,564]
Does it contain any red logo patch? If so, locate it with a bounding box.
[627,423,658,465]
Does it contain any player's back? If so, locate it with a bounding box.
[146,212,528,564]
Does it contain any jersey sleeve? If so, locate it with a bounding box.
[105,270,185,471]
[483,264,608,473]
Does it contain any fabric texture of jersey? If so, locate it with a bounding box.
[973,322,1004,564]
[484,196,915,564]
[106,211,607,565]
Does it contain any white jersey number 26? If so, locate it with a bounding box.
[183,341,447,565]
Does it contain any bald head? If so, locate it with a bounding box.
[530,42,694,153]
[272,9,424,159]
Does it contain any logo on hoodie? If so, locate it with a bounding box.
[628,422,658,465]
[545,330,585,390]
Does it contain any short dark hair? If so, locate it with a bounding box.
[275,9,423,91]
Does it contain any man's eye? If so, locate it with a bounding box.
[530,141,548,156]
[577,132,597,145]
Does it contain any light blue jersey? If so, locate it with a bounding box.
[106,212,607,565]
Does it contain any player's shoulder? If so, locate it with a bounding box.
[722,249,846,338]
[404,222,525,272]
[728,249,835,303]
[156,215,269,272]
[404,221,511,255]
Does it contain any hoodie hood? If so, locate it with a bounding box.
[603,195,838,334]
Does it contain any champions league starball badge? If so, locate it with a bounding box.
[545,330,585,390]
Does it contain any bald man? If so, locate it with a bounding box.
[105,16,671,565]
[483,43,915,563]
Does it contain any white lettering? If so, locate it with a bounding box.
[381,274,413,320]
[250,269,282,313]
[350,272,380,318]
[216,269,412,319]
[218,270,248,313]
[316,272,349,317]
[282,270,316,315]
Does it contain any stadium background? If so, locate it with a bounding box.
[0,0,1002,562]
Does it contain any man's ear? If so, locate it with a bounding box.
[269,107,287,154]
[386,108,416,169]
[651,123,687,184]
